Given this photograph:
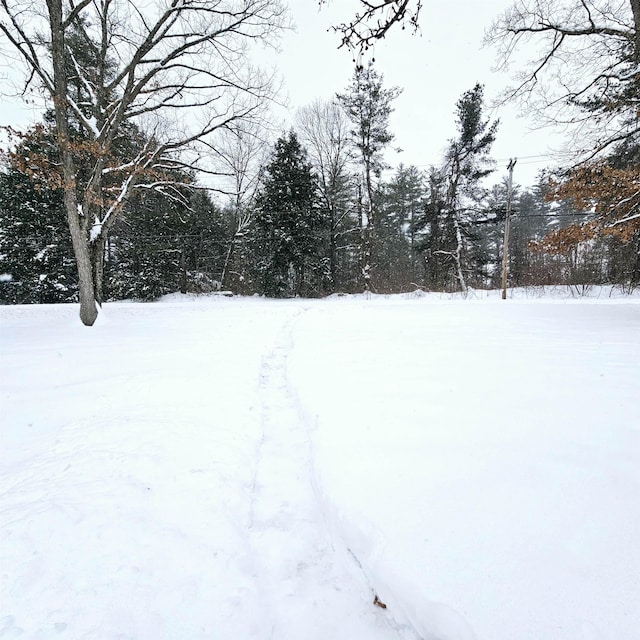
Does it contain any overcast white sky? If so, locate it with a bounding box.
[0,0,569,188]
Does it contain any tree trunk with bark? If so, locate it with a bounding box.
[329,205,338,290]
[452,211,467,294]
[47,0,98,325]
[91,236,108,306]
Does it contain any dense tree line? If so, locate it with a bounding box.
[2,53,639,303]
[3,89,637,305]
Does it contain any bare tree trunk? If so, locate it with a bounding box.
[67,202,99,325]
[452,212,467,293]
[447,159,467,294]
[364,159,376,292]
[364,157,375,230]
[409,211,417,284]
[91,236,107,306]
[362,160,378,292]
[221,204,253,290]
[329,206,338,290]
[220,241,235,289]
[220,210,238,289]
[362,228,372,292]
[180,248,187,294]
[47,0,98,326]
[631,233,640,284]
[357,183,371,292]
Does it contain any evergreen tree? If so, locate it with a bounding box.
[1,121,229,303]
[443,84,498,292]
[252,132,325,297]
[296,100,357,292]
[508,185,543,287]
[413,167,451,290]
[0,126,77,304]
[106,187,228,301]
[337,62,401,291]
[377,164,425,291]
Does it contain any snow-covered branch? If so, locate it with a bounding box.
[611,210,640,226]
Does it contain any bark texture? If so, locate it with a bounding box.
[47,0,98,325]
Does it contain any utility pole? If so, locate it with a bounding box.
[501,158,517,300]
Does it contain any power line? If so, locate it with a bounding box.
[379,151,577,174]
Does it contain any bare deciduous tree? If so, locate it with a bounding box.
[318,0,422,53]
[296,99,355,289]
[212,122,269,288]
[1,0,286,324]
[485,0,640,160]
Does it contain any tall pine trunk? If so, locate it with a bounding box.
[357,183,372,292]
[363,160,375,292]
[452,211,467,293]
[329,205,338,291]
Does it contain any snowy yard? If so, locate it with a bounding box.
[1,291,639,640]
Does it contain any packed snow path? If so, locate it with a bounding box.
[245,312,411,639]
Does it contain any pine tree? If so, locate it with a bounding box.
[413,167,451,290]
[443,84,498,292]
[0,126,77,304]
[377,164,425,291]
[296,99,357,292]
[337,62,401,291]
[108,175,232,300]
[252,132,325,297]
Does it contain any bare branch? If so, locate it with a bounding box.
[62,0,92,29]
[486,0,640,160]
[610,209,640,224]
[319,0,422,53]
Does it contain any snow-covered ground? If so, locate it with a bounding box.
[1,290,639,640]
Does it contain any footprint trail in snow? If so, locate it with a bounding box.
[245,313,413,639]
